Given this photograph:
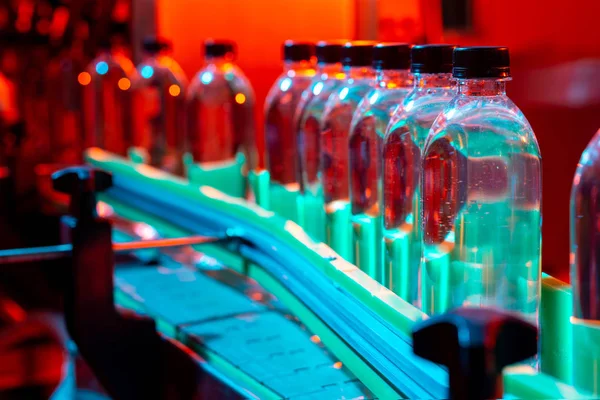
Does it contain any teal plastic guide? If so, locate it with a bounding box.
[572,319,600,396]
[326,201,353,263]
[184,152,246,199]
[267,182,304,225]
[352,213,381,282]
[383,228,416,303]
[302,189,326,242]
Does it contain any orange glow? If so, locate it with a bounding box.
[250,292,264,301]
[169,84,181,97]
[78,72,91,86]
[333,361,343,369]
[118,78,131,90]
[235,93,246,104]
[310,335,321,344]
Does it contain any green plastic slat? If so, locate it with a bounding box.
[128,147,147,164]
[325,201,353,263]
[352,213,382,282]
[383,228,416,304]
[185,152,246,198]
[248,169,270,209]
[268,182,303,224]
[572,319,600,396]
[301,190,326,242]
[540,273,573,383]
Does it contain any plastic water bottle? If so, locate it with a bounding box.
[264,41,316,221]
[321,42,375,208]
[134,37,187,175]
[349,43,412,280]
[421,47,542,327]
[570,128,600,394]
[187,40,256,166]
[82,30,139,156]
[383,44,456,305]
[295,41,344,240]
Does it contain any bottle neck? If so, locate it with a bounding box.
[457,78,508,96]
[206,56,236,66]
[345,66,375,81]
[414,73,454,89]
[376,69,412,89]
[316,62,343,78]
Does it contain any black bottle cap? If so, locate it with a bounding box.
[342,41,376,68]
[316,41,344,64]
[452,46,511,79]
[411,44,456,74]
[372,43,411,70]
[142,36,172,54]
[205,40,237,59]
[283,41,316,62]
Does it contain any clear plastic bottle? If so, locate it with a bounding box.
[295,41,345,239]
[82,29,139,156]
[321,41,376,210]
[264,41,316,220]
[383,44,456,305]
[349,43,412,280]
[571,128,600,394]
[134,37,187,175]
[421,47,542,327]
[186,40,256,167]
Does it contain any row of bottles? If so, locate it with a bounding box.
[77,34,256,176]
[264,41,543,336]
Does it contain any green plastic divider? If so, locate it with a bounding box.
[128,147,148,164]
[540,273,573,383]
[268,182,303,225]
[302,190,326,242]
[352,213,382,282]
[325,201,353,263]
[383,228,415,304]
[86,149,590,399]
[248,169,270,209]
[572,319,600,396]
[184,152,246,199]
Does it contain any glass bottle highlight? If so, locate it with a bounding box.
[348,42,412,281]
[570,128,600,395]
[421,47,542,327]
[295,41,345,240]
[383,44,456,305]
[264,41,316,222]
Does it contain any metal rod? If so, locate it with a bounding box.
[0,236,222,265]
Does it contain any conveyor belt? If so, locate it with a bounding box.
[115,261,372,399]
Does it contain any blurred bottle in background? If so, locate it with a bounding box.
[383,44,456,305]
[570,128,600,395]
[81,23,138,156]
[186,40,256,168]
[421,47,542,329]
[295,41,345,240]
[264,41,316,222]
[320,41,375,259]
[349,42,412,280]
[46,40,87,165]
[134,36,187,175]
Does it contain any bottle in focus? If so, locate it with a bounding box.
[320,41,375,260]
[264,41,316,222]
[570,128,600,395]
[295,41,345,241]
[383,44,456,305]
[421,47,542,328]
[82,24,139,156]
[134,36,187,175]
[349,42,412,282]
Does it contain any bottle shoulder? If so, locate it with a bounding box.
[573,131,600,192]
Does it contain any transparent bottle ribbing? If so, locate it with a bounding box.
[421,78,542,326]
[320,66,375,205]
[265,60,315,186]
[349,69,412,218]
[82,48,139,156]
[383,72,455,303]
[571,129,600,322]
[295,63,344,194]
[135,49,187,174]
[187,56,256,165]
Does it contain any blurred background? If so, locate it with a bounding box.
[0,0,599,286]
